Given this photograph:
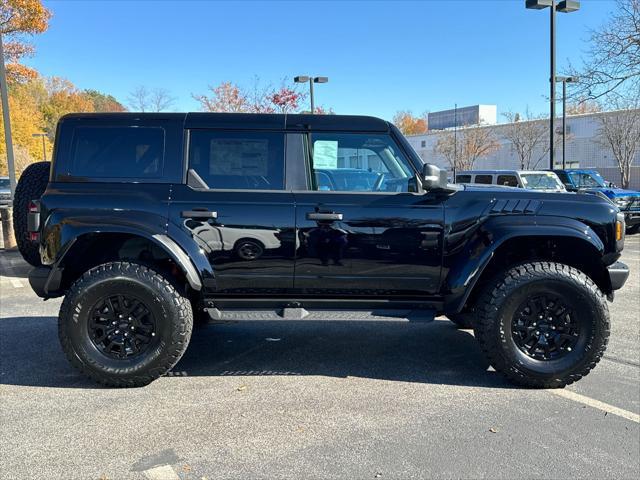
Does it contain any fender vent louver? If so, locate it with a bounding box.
[491,199,541,214]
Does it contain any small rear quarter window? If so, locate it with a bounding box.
[70,127,165,180]
[497,175,518,187]
[474,174,493,184]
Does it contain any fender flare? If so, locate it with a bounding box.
[444,215,606,313]
[44,219,203,292]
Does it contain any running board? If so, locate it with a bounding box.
[204,307,435,323]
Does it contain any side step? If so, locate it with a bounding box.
[204,307,435,323]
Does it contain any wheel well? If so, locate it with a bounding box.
[59,233,191,294]
[464,235,611,311]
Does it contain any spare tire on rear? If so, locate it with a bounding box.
[12,161,50,266]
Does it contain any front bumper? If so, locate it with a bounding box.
[623,211,640,228]
[607,261,629,291]
[28,266,62,298]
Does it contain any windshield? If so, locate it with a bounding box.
[568,171,607,188]
[520,173,564,191]
[0,179,10,189]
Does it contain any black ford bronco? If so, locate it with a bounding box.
[16,112,629,388]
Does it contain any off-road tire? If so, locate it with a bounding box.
[448,312,474,329]
[473,262,609,388]
[58,262,193,387]
[12,161,50,266]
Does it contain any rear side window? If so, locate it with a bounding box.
[474,174,493,184]
[497,175,518,187]
[188,130,285,190]
[456,174,471,183]
[71,127,165,179]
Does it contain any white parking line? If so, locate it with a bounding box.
[143,465,180,480]
[550,389,640,423]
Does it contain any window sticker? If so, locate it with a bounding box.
[313,140,338,169]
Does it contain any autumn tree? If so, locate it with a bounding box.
[501,110,565,170]
[193,81,248,113]
[597,94,640,188]
[84,89,126,112]
[127,86,175,112]
[268,86,302,113]
[41,77,94,139]
[568,0,640,100]
[0,78,48,174]
[392,110,428,135]
[0,0,52,83]
[434,124,500,171]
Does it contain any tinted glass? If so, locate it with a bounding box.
[474,175,493,184]
[497,175,518,187]
[456,175,472,183]
[71,127,164,179]
[311,133,414,192]
[568,172,606,188]
[189,130,285,190]
[0,179,9,189]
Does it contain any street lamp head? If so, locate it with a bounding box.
[294,76,310,83]
[313,77,329,84]
[557,0,580,12]
[525,0,553,10]
[32,133,46,137]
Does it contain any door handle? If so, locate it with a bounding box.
[181,209,218,219]
[307,212,343,221]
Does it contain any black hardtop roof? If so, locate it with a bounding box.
[59,112,390,132]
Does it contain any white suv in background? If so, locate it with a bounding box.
[456,170,566,192]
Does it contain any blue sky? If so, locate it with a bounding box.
[26,0,615,122]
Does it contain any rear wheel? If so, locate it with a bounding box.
[12,161,50,266]
[58,262,193,387]
[473,262,609,388]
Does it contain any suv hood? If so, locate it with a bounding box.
[584,187,640,199]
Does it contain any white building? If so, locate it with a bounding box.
[428,105,497,130]
[407,110,640,189]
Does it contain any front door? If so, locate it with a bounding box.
[170,129,296,294]
[293,132,444,297]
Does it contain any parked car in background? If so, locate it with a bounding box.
[0,177,11,206]
[553,169,640,234]
[456,170,566,192]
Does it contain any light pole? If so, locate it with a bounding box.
[525,0,580,169]
[32,133,47,162]
[294,76,329,114]
[453,103,458,181]
[0,33,17,200]
[555,75,578,170]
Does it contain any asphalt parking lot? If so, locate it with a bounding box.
[1,236,638,480]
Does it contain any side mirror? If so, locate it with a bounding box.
[607,181,616,188]
[421,164,448,191]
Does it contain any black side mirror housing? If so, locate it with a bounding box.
[421,164,449,191]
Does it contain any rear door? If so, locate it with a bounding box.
[169,124,296,294]
[292,131,444,297]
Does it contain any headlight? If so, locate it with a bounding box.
[614,196,631,208]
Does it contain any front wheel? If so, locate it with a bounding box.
[58,262,193,387]
[474,262,609,388]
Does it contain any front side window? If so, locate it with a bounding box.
[568,172,606,188]
[497,175,518,187]
[71,127,165,179]
[188,130,285,190]
[456,174,472,183]
[474,174,493,184]
[310,133,414,192]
